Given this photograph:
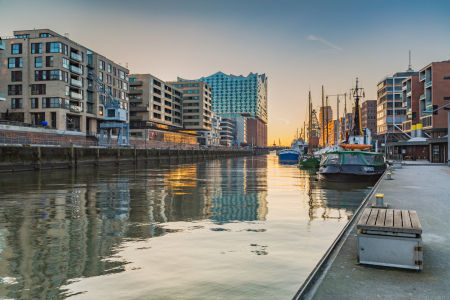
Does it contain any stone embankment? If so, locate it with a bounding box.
[0,145,252,172]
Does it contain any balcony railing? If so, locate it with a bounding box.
[70,78,83,87]
[130,80,143,86]
[420,75,425,81]
[419,94,425,100]
[70,52,83,62]
[406,91,411,98]
[130,115,142,121]
[131,105,150,112]
[425,81,432,88]
[129,89,142,95]
[425,101,432,107]
[69,105,83,113]
[70,65,83,75]
[70,91,83,100]
[402,85,407,91]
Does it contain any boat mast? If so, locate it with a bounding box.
[321,86,325,148]
[351,78,364,136]
[326,95,329,146]
[309,90,312,155]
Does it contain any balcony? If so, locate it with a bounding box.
[69,105,83,113]
[402,85,407,91]
[425,101,432,107]
[420,75,425,81]
[425,81,432,88]
[87,84,94,92]
[407,107,412,113]
[70,78,83,87]
[70,65,83,75]
[130,115,142,121]
[406,91,411,98]
[130,80,143,86]
[70,52,83,62]
[130,97,143,103]
[129,89,142,95]
[419,94,425,100]
[70,91,83,100]
[131,105,150,112]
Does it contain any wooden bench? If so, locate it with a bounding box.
[357,208,423,270]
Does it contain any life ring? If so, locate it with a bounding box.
[338,143,372,150]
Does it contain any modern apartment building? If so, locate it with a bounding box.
[361,100,377,136]
[127,74,183,137]
[168,80,212,131]
[219,118,235,146]
[0,29,129,134]
[177,71,268,146]
[417,61,450,138]
[401,75,423,134]
[376,70,417,141]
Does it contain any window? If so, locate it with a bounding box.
[11,98,22,109]
[46,56,54,67]
[50,70,61,80]
[47,42,62,53]
[11,71,22,82]
[31,84,46,95]
[99,71,103,81]
[40,33,53,37]
[63,58,69,69]
[15,34,30,38]
[8,85,22,95]
[8,57,22,68]
[35,57,42,68]
[108,64,111,73]
[42,98,62,108]
[31,98,39,108]
[31,43,42,54]
[11,44,22,54]
[119,70,125,79]
[99,60,105,70]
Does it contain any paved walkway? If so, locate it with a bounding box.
[309,165,450,300]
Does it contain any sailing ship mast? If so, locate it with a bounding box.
[308,90,312,155]
[351,78,364,137]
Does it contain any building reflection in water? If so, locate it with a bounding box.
[0,157,269,298]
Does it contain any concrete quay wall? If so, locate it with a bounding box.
[0,145,252,172]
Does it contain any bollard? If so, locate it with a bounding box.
[372,193,388,208]
[386,173,392,180]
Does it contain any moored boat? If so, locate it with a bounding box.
[317,78,387,181]
[278,139,308,162]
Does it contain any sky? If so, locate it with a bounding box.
[1,0,450,145]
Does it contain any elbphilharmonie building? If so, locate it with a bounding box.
[178,72,268,146]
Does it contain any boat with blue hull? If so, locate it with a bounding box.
[278,139,308,162]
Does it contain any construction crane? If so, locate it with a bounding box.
[88,70,130,146]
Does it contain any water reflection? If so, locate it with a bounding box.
[0,155,371,299]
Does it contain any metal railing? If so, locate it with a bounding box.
[0,136,98,147]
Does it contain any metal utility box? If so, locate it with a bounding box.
[105,108,127,122]
[357,208,423,270]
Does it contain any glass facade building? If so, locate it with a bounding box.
[178,71,268,124]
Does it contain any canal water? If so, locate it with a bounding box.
[0,153,372,299]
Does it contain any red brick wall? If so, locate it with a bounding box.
[411,75,424,126]
[247,119,267,146]
[431,62,450,133]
